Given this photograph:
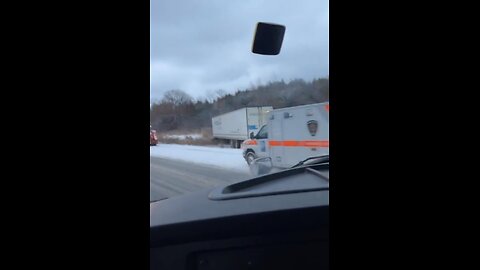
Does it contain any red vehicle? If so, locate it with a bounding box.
[150,125,158,146]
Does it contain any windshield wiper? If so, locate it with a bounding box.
[291,155,329,168]
[150,197,169,203]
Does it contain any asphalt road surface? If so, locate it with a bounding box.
[150,156,251,201]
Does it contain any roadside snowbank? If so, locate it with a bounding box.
[150,144,249,173]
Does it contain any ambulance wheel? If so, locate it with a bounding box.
[246,152,256,165]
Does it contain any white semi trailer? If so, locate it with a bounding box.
[212,106,273,148]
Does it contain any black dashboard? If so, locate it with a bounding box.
[150,164,329,269]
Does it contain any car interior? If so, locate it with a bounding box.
[150,21,329,270]
[150,162,329,269]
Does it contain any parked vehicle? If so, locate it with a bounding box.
[211,106,273,148]
[150,125,158,146]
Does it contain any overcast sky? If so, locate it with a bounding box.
[150,0,328,102]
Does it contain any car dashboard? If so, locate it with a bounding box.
[150,163,329,270]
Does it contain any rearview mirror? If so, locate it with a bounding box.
[250,132,255,139]
[252,22,286,55]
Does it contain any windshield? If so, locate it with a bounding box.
[256,125,268,139]
[150,0,329,201]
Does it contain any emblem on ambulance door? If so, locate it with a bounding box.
[307,120,318,136]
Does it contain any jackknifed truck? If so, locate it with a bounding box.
[211,106,273,148]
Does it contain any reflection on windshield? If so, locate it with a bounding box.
[150,0,329,201]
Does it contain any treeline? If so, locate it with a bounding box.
[150,77,329,131]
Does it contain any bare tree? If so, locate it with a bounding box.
[162,89,193,106]
[214,89,227,99]
[151,78,329,133]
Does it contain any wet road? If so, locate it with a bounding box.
[150,156,250,201]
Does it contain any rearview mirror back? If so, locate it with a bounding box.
[252,22,286,55]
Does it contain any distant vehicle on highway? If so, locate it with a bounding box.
[150,125,158,146]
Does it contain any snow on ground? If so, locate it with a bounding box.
[150,144,250,173]
[162,134,203,140]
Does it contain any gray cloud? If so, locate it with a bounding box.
[150,0,328,102]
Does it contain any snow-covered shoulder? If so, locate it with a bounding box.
[150,144,249,173]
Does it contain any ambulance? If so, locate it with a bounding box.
[241,102,329,169]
